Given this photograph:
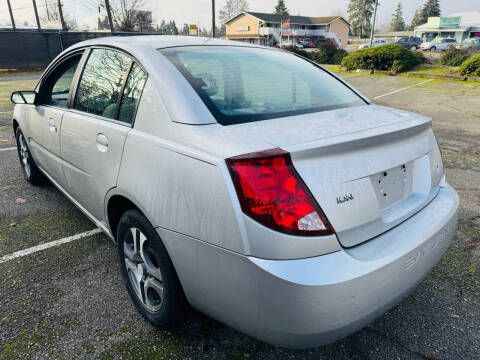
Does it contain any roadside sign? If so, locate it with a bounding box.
[426,16,462,29]
[440,16,461,28]
[189,24,198,36]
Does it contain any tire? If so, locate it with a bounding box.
[117,209,186,328]
[15,127,45,185]
[430,46,436,51]
[410,45,417,51]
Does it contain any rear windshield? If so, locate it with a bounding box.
[161,46,365,125]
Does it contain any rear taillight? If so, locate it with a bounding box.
[226,148,334,236]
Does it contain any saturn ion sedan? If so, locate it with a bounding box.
[11,36,459,348]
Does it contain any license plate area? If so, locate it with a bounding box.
[371,162,413,210]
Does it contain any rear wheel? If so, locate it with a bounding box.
[15,127,45,185]
[117,209,186,328]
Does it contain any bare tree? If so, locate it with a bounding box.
[109,0,146,31]
[219,0,249,24]
[39,0,78,30]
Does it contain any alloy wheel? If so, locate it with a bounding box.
[123,227,164,313]
[18,133,31,178]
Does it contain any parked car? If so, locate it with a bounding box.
[358,39,389,49]
[10,36,459,349]
[395,36,423,51]
[314,37,329,46]
[420,37,457,51]
[456,37,480,50]
[299,40,315,48]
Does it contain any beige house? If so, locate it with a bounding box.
[224,11,350,48]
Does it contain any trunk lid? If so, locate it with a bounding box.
[209,104,444,247]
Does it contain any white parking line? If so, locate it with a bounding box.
[0,229,102,264]
[373,79,434,100]
[342,74,357,78]
[0,111,13,114]
[0,147,16,152]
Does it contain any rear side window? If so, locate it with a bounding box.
[74,48,131,119]
[118,63,147,124]
[162,46,364,125]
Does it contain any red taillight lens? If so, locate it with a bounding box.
[226,149,333,236]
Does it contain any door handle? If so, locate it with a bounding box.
[96,133,109,152]
[48,117,57,133]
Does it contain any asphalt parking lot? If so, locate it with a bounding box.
[0,73,479,359]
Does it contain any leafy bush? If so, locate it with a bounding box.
[341,44,424,73]
[312,43,348,65]
[282,46,312,59]
[459,54,480,76]
[440,46,470,66]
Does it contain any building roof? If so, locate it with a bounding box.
[225,11,349,26]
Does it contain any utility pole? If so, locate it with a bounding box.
[211,0,215,38]
[58,0,67,30]
[104,0,115,32]
[32,0,41,30]
[6,0,16,30]
[369,0,379,47]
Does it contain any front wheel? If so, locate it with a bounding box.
[410,45,417,51]
[117,209,186,328]
[15,127,45,185]
[430,46,436,51]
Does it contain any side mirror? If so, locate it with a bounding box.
[11,91,37,105]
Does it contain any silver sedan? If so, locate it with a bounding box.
[11,36,459,348]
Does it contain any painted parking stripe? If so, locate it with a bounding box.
[0,228,102,264]
[0,147,16,152]
[0,111,13,114]
[373,79,434,100]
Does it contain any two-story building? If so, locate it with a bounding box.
[224,11,350,48]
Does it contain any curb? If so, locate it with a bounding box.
[407,73,466,81]
[407,73,480,82]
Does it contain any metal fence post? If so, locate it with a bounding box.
[32,0,41,30]
[7,0,16,29]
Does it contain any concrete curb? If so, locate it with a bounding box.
[408,73,467,81]
[408,73,480,82]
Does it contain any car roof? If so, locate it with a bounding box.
[67,35,262,51]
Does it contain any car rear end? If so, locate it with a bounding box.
[156,44,459,348]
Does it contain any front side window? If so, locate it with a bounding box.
[162,46,364,125]
[38,54,82,108]
[118,63,147,124]
[74,48,131,119]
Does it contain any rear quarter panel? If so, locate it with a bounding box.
[114,80,247,254]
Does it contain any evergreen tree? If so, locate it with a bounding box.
[274,0,289,15]
[219,0,249,24]
[390,2,405,31]
[421,0,441,19]
[347,0,375,38]
[180,23,190,35]
[409,7,424,30]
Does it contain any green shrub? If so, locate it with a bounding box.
[341,44,424,73]
[282,46,312,60]
[459,54,480,76]
[312,43,348,65]
[440,46,470,66]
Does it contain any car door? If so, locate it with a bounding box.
[60,47,148,222]
[25,51,85,186]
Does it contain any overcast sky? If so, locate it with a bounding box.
[0,0,478,30]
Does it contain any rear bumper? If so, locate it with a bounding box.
[160,184,459,348]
